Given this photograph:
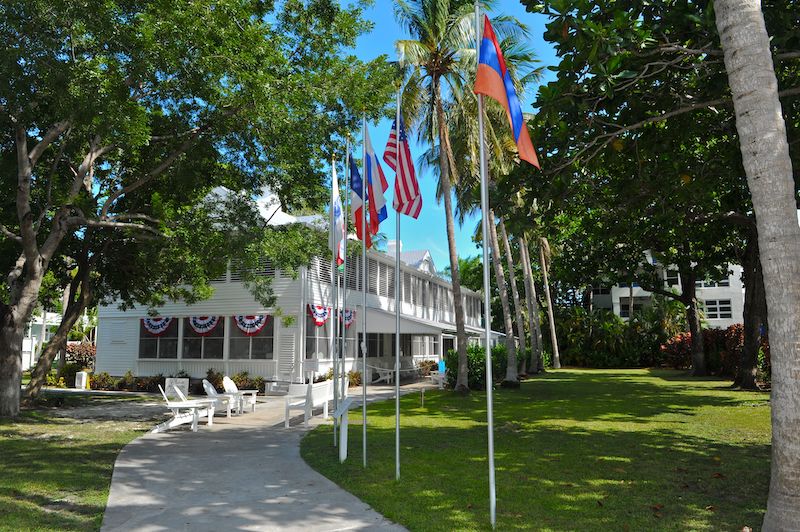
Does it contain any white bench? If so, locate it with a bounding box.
[284,380,333,428]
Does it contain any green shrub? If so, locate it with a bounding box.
[205,368,224,392]
[57,363,81,387]
[135,374,165,393]
[444,343,507,390]
[90,372,118,390]
[416,359,437,376]
[118,370,137,391]
[230,371,266,393]
[46,371,66,388]
[347,370,362,387]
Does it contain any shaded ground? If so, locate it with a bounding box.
[301,369,771,531]
[1,393,158,531]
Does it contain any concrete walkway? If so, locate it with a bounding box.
[101,383,431,531]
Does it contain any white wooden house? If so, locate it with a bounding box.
[95,245,488,383]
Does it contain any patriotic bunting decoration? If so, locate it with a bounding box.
[142,317,173,336]
[340,308,356,329]
[307,304,331,327]
[234,315,269,336]
[188,316,220,336]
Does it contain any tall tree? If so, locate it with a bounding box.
[498,219,527,373]
[487,210,518,385]
[0,0,393,417]
[714,0,800,527]
[395,0,479,393]
[519,234,544,372]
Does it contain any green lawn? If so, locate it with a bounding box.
[302,369,771,531]
[0,395,152,531]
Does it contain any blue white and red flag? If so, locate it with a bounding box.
[384,116,422,219]
[474,15,540,168]
[349,154,372,248]
[364,125,389,235]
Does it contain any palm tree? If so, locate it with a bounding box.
[498,219,527,372]
[395,0,477,393]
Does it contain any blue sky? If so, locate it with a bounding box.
[348,1,559,271]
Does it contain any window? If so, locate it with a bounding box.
[664,270,679,287]
[618,282,640,288]
[368,259,378,294]
[704,299,733,319]
[305,314,331,359]
[695,279,730,288]
[403,272,412,303]
[230,317,274,360]
[592,287,611,295]
[139,318,178,359]
[619,298,647,318]
[182,317,224,359]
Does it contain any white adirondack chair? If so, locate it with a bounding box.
[152,384,216,433]
[201,379,235,417]
[222,376,259,413]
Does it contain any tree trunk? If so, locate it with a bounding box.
[540,238,561,369]
[715,2,800,527]
[499,219,527,375]
[25,271,92,400]
[738,228,766,390]
[487,211,518,386]
[434,77,469,394]
[0,309,24,418]
[520,235,544,372]
[680,269,706,376]
[628,283,634,318]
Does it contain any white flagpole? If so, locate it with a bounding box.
[330,156,339,446]
[394,89,402,481]
[361,113,368,468]
[342,140,350,398]
[476,3,496,528]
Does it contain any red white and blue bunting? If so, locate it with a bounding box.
[142,317,173,336]
[307,304,331,327]
[188,316,220,336]
[340,308,356,329]
[234,315,269,336]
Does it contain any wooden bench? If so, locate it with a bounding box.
[284,380,333,428]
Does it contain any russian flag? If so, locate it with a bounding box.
[474,15,540,169]
[364,124,389,235]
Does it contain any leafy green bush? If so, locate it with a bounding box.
[135,374,165,393]
[444,343,507,390]
[90,372,118,390]
[118,370,137,391]
[46,371,66,388]
[230,371,265,393]
[416,359,437,376]
[57,363,81,387]
[347,370,362,387]
[205,368,224,392]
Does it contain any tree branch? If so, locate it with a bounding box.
[28,121,71,167]
[65,216,162,235]
[0,224,22,244]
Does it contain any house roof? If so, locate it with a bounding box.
[400,250,435,273]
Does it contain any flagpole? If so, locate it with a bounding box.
[476,3,496,528]
[394,88,402,481]
[330,156,339,446]
[342,139,350,399]
[361,113,368,468]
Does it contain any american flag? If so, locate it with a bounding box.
[384,116,422,219]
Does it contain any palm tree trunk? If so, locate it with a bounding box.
[499,219,527,374]
[539,238,561,369]
[487,210,518,386]
[434,78,469,394]
[520,235,543,372]
[715,1,800,527]
[679,269,706,376]
[738,228,766,390]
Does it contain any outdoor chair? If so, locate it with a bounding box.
[201,379,235,417]
[223,376,259,413]
[152,384,216,433]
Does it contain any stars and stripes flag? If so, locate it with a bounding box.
[364,124,389,235]
[384,116,422,219]
[348,154,372,248]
